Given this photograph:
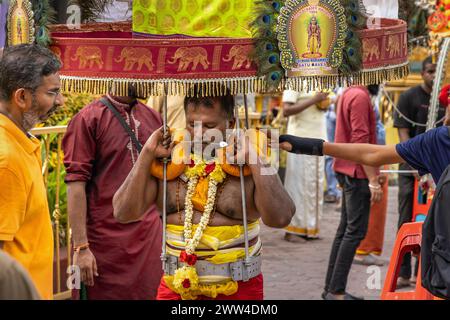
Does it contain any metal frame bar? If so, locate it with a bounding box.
[236,94,251,280]
[427,37,450,131]
[161,84,169,273]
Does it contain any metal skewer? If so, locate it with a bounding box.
[237,94,251,280]
[161,83,169,273]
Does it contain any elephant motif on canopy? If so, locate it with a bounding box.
[167,47,210,72]
[115,47,154,71]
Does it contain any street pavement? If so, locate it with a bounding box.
[261,186,408,300]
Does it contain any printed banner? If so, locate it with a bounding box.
[50,33,258,80]
[278,0,347,77]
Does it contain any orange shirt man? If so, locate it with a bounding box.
[0,114,54,299]
[0,44,63,299]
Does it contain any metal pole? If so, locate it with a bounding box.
[243,94,250,129]
[161,83,168,272]
[379,170,419,174]
[237,95,250,271]
[427,37,450,132]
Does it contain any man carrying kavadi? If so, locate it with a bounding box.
[113,88,295,300]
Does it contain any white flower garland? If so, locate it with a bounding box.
[183,156,225,255]
[185,178,218,254]
[183,176,198,242]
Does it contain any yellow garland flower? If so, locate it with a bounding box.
[210,163,226,183]
[185,161,205,179]
[173,266,200,300]
[184,154,226,183]
[164,274,238,300]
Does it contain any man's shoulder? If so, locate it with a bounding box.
[67,99,108,126]
[0,250,15,279]
[431,126,450,140]
[138,100,160,115]
[0,250,40,300]
[136,100,163,123]
[404,126,450,146]
[0,129,24,171]
[342,87,370,108]
[75,99,106,116]
[400,85,423,98]
[343,86,369,100]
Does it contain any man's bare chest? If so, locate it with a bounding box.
[156,175,258,222]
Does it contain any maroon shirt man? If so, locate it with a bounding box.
[63,95,163,299]
[334,86,378,177]
[323,86,382,300]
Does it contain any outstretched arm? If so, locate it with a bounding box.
[279,135,404,167]
[324,142,404,167]
[113,127,172,223]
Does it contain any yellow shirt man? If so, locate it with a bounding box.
[0,114,54,300]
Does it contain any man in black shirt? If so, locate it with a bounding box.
[393,56,446,288]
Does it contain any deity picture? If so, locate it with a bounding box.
[16,16,23,43]
[7,0,34,46]
[280,0,345,77]
[307,16,322,56]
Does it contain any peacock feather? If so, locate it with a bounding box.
[399,0,429,40]
[251,0,285,92]
[31,0,56,47]
[339,0,367,74]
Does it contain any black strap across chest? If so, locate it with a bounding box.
[99,97,143,153]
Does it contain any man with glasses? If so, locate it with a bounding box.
[0,44,63,299]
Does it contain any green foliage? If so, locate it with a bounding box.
[46,155,68,246]
[43,93,97,127]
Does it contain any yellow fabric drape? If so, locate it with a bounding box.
[132,0,255,38]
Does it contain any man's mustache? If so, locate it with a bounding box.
[39,104,59,121]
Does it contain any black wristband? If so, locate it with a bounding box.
[279,134,324,156]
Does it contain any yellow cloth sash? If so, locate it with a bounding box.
[163,221,261,299]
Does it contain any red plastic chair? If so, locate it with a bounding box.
[381,222,434,300]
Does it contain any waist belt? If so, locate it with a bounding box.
[165,254,262,282]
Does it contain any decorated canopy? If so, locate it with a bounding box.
[4,0,410,96]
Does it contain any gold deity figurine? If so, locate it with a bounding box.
[307,16,322,55]
[7,0,35,46]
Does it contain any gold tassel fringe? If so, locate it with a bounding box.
[285,63,410,93]
[60,63,409,97]
[60,77,268,97]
